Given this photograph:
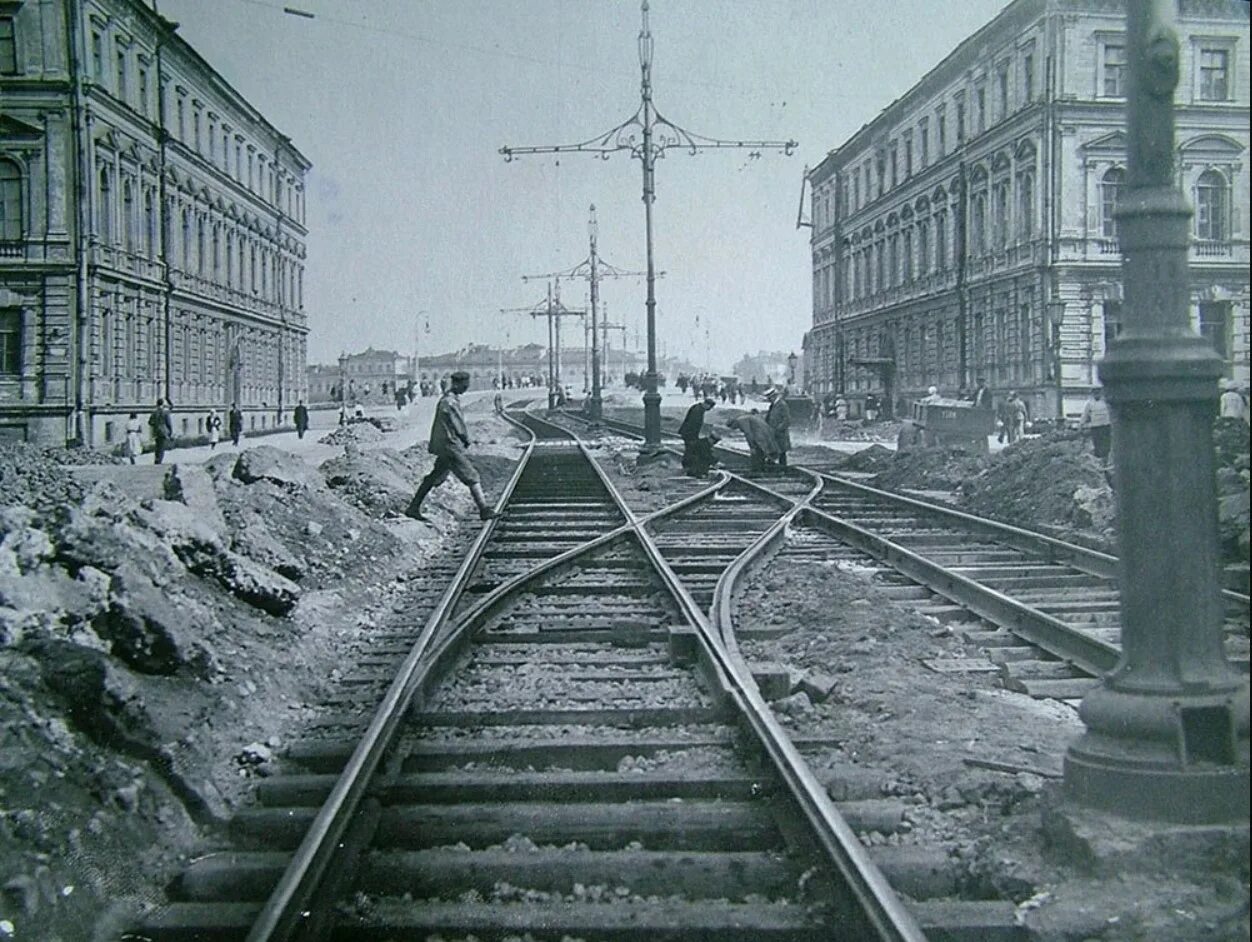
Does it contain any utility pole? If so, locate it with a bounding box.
[522,205,652,420]
[1062,0,1248,823]
[502,1,795,448]
[501,283,584,410]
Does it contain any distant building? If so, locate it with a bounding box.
[0,0,310,444]
[804,0,1249,420]
[731,351,799,389]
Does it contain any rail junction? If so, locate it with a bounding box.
[125,402,1250,942]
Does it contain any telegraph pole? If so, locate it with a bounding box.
[522,205,652,420]
[1062,0,1249,823]
[501,283,585,411]
[502,1,795,447]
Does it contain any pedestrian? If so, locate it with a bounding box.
[1004,391,1027,444]
[294,400,310,439]
[148,398,173,465]
[493,391,504,414]
[971,376,993,412]
[727,412,780,471]
[125,412,143,464]
[864,393,879,423]
[921,385,942,404]
[228,403,243,446]
[401,370,498,522]
[834,394,849,421]
[1219,379,1248,423]
[678,396,717,477]
[206,408,222,450]
[765,386,792,468]
[1080,386,1112,464]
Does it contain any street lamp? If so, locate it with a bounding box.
[1046,298,1066,422]
[787,351,798,388]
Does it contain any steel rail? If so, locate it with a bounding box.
[570,422,927,942]
[245,427,537,942]
[819,472,1250,609]
[801,503,1121,676]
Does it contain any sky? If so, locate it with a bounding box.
[159,0,1013,372]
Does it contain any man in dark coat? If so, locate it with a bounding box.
[678,397,717,477]
[293,400,310,439]
[727,412,779,471]
[971,376,993,411]
[765,387,792,467]
[403,371,497,522]
[228,403,244,446]
[148,399,174,465]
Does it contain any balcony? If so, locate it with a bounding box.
[0,243,22,259]
[1193,240,1233,259]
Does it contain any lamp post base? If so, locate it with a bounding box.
[1065,683,1250,825]
[587,394,602,421]
[642,389,662,446]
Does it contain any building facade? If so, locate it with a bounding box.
[1,0,310,445]
[804,0,1248,421]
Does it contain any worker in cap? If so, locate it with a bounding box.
[402,370,498,522]
[677,396,718,477]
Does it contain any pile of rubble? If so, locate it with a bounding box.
[318,422,386,446]
[0,417,518,937]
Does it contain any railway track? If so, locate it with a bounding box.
[582,410,1250,701]
[128,411,969,942]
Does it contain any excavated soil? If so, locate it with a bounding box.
[0,412,519,941]
[734,554,1249,942]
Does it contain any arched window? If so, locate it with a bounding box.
[918,220,930,275]
[902,228,913,282]
[1016,172,1036,239]
[1196,169,1228,242]
[992,180,1010,247]
[98,167,113,242]
[935,210,948,270]
[971,191,987,253]
[1,160,23,241]
[1101,168,1124,238]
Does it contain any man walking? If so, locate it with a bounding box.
[293,400,310,439]
[148,399,173,465]
[228,403,244,447]
[971,376,993,412]
[403,370,497,522]
[765,386,792,468]
[678,396,717,477]
[1080,386,1112,464]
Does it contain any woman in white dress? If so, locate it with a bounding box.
[125,412,144,464]
[206,408,222,449]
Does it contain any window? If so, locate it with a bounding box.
[971,191,987,252]
[935,210,947,269]
[852,176,859,210]
[864,164,871,204]
[1102,44,1126,97]
[97,167,112,242]
[919,120,929,167]
[0,310,20,374]
[902,229,913,282]
[1195,169,1228,241]
[212,226,221,280]
[1103,300,1123,349]
[144,189,156,254]
[222,130,230,171]
[115,46,127,101]
[956,98,966,143]
[1199,302,1231,359]
[918,220,930,274]
[888,235,898,287]
[904,138,913,178]
[890,146,898,188]
[993,180,1010,247]
[1101,167,1124,238]
[1199,48,1230,101]
[90,30,103,80]
[194,110,201,151]
[0,17,17,74]
[137,61,149,114]
[998,65,1010,118]
[936,107,947,156]
[876,160,885,198]
[208,118,216,161]
[0,160,21,241]
[976,86,987,133]
[122,179,134,252]
[181,208,191,270]
[1018,171,1035,237]
[1023,53,1035,101]
[176,97,186,140]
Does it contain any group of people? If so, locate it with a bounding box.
[679,386,793,476]
[123,399,312,464]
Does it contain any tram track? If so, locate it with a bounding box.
[581,410,1250,702]
[125,409,949,942]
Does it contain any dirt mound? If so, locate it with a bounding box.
[322,447,422,516]
[959,432,1115,536]
[318,422,385,446]
[836,443,896,473]
[0,442,88,525]
[815,419,903,443]
[873,446,989,492]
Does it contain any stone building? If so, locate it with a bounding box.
[804,0,1248,421]
[0,0,310,445]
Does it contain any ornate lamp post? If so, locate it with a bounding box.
[1062,0,1248,823]
[1046,298,1067,422]
[501,1,795,449]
